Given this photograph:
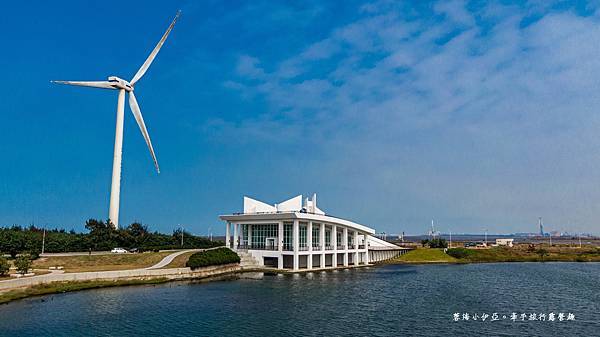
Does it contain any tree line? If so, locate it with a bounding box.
[0,219,222,257]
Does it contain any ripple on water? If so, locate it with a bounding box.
[0,263,598,337]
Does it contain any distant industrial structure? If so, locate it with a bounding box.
[538,217,544,236]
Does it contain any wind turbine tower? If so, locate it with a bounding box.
[52,11,181,228]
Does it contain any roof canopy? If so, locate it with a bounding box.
[243,194,325,215]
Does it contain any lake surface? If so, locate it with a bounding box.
[0,263,598,336]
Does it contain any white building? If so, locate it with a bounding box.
[220,194,406,271]
[495,238,514,247]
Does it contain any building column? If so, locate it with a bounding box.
[307,222,313,270]
[320,224,325,268]
[233,223,239,250]
[307,222,313,252]
[364,234,370,264]
[332,224,337,267]
[343,227,348,267]
[354,231,359,266]
[247,224,252,249]
[278,221,283,269]
[293,220,299,271]
[225,221,230,248]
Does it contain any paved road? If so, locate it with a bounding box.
[0,250,199,291]
[40,249,189,257]
[145,249,202,270]
[0,247,228,291]
[40,251,112,257]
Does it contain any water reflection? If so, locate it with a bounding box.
[0,263,598,337]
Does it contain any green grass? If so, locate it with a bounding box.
[390,248,459,263]
[447,246,600,263]
[0,278,170,305]
[32,252,172,272]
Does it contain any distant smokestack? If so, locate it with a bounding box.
[538,217,544,236]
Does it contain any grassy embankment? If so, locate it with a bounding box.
[389,245,600,264]
[447,244,600,263]
[390,248,459,264]
[186,248,240,269]
[165,251,198,268]
[32,252,172,273]
[1,250,242,305]
[0,278,170,305]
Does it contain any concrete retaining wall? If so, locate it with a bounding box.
[0,264,241,291]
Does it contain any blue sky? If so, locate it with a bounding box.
[2,0,600,235]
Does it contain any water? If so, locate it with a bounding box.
[0,263,598,336]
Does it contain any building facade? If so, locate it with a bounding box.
[220,194,405,271]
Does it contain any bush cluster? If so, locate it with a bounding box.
[421,238,448,248]
[446,248,475,259]
[14,254,32,275]
[186,248,240,269]
[0,256,9,276]
[0,219,222,257]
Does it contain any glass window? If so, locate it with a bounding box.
[299,222,307,248]
[312,223,320,247]
[241,225,248,246]
[246,223,278,249]
[283,222,293,250]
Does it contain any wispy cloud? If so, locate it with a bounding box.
[215,0,600,233]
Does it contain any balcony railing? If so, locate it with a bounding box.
[348,244,355,249]
[299,246,309,251]
[312,245,322,250]
[283,245,293,251]
[337,245,345,250]
[358,244,365,249]
[237,244,279,251]
[325,245,334,250]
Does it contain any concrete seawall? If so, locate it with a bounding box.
[0,264,241,291]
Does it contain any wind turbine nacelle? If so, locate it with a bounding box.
[108,76,133,91]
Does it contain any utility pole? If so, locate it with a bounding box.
[484,229,488,246]
[449,230,452,248]
[179,224,184,248]
[579,232,582,248]
[41,227,46,255]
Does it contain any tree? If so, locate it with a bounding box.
[14,254,32,275]
[128,223,148,237]
[0,256,9,276]
[428,238,448,248]
[420,239,429,247]
[536,248,549,261]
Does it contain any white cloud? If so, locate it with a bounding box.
[221,1,600,233]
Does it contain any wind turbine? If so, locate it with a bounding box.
[52,11,181,228]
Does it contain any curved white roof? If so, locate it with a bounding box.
[219,211,375,234]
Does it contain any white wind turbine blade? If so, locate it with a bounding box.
[51,80,115,89]
[128,92,160,173]
[130,10,181,85]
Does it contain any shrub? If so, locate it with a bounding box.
[0,256,9,276]
[428,238,448,248]
[186,248,240,270]
[447,248,474,259]
[14,254,32,275]
[536,248,549,261]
